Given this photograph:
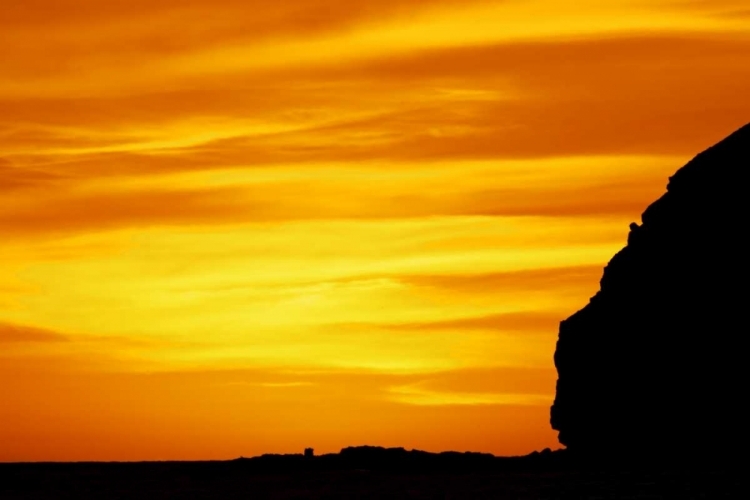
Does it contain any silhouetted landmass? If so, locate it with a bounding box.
[234,445,565,473]
[551,122,750,463]
[0,447,740,499]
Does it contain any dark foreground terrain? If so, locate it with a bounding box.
[552,121,750,458]
[0,447,741,499]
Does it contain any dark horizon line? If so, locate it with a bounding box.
[0,445,561,465]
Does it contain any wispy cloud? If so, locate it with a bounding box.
[380,311,566,333]
[387,384,550,406]
[0,322,69,343]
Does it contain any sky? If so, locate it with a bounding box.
[2,0,750,461]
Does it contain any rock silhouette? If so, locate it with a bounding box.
[551,122,750,462]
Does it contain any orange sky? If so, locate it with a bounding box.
[2,0,750,462]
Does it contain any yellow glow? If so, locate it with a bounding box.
[387,384,551,406]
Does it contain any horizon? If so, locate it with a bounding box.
[2,0,750,462]
[1,443,556,464]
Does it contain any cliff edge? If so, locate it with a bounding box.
[551,122,750,462]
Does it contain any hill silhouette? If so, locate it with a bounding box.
[233,445,565,473]
[551,121,750,463]
[1,446,739,499]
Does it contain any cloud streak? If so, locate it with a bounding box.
[0,322,69,343]
[381,311,567,334]
[1,155,682,238]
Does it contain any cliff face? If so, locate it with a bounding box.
[550,122,750,460]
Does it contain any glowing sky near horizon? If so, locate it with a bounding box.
[2,0,750,461]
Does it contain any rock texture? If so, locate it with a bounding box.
[551,122,749,461]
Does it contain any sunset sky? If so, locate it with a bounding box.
[2,0,750,461]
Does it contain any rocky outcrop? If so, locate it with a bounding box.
[551,122,750,461]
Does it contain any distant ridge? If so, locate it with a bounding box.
[232,446,565,473]
[551,122,750,463]
[0,446,566,474]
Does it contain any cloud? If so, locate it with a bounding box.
[283,35,750,160]
[1,1,474,37]
[0,322,69,343]
[398,265,603,294]
[0,155,680,238]
[13,34,746,245]
[412,366,557,395]
[1,0,488,98]
[0,158,67,193]
[0,185,256,236]
[3,1,748,103]
[4,34,747,199]
[384,366,557,406]
[386,384,549,406]
[116,364,557,397]
[381,311,567,334]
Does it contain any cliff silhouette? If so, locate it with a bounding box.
[551,122,750,463]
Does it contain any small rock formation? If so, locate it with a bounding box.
[551,122,750,463]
